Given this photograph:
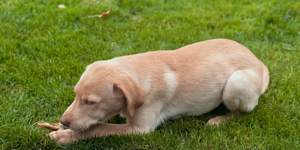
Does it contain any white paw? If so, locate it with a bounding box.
[49,129,78,145]
[207,116,222,126]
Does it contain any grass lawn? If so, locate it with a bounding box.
[1,0,300,149]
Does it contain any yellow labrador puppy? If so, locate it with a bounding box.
[50,39,269,145]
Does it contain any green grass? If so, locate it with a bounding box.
[1,0,300,149]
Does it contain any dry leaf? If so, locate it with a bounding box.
[58,4,66,9]
[37,121,64,131]
[89,10,111,18]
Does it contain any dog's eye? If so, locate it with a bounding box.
[84,99,95,105]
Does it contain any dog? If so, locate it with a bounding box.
[49,39,269,145]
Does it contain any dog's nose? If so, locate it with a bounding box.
[60,117,71,127]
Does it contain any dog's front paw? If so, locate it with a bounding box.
[49,129,79,145]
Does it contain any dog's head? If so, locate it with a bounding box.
[60,62,146,131]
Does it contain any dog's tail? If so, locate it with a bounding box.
[261,64,269,94]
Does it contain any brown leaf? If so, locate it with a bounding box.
[89,10,111,18]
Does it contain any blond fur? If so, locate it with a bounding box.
[50,39,269,145]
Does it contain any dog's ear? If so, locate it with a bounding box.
[113,74,146,117]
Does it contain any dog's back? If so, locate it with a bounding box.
[111,39,269,127]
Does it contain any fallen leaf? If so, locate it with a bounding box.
[37,121,65,131]
[89,10,111,18]
[58,4,66,9]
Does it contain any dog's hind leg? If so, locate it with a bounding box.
[207,68,268,126]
